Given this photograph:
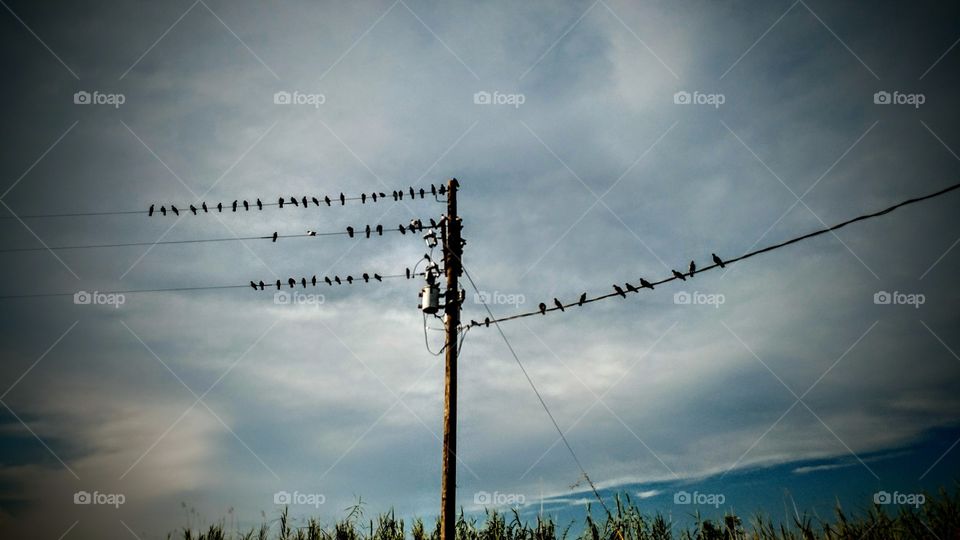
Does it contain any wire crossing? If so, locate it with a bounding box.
[464,181,960,329]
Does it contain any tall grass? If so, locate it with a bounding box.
[171,487,960,540]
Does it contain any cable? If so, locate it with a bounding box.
[460,263,613,517]
[0,272,422,300]
[466,181,960,329]
[0,184,449,221]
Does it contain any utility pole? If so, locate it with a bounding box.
[440,178,461,540]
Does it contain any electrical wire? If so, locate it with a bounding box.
[465,181,960,329]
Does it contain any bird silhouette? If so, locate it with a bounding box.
[190,204,197,215]
[409,187,415,198]
[243,200,249,211]
[290,197,299,207]
[275,279,282,290]
[346,275,354,284]
[471,319,479,327]
[278,197,284,208]
[259,280,265,290]
[484,317,491,327]
[438,184,447,195]
[406,268,411,279]
[324,276,332,286]
[361,193,367,204]
[640,278,654,289]
[288,278,296,288]
[250,281,257,290]
[554,298,565,312]
[578,293,587,306]
[256,198,262,210]
[301,277,307,288]
[688,260,696,277]
[312,197,319,207]
[148,204,155,216]
[376,224,383,236]
[171,205,179,215]
[431,184,438,197]
[339,193,346,206]
[363,273,370,283]
[301,196,308,207]
[626,282,639,293]
[324,196,331,206]
[311,275,317,286]
[398,224,406,235]
[346,226,354,238]
[232,200,238,212]
[613,284,626,297]
[712,253,725,268]
[419,188,425,199]
[371,193,378,203]
[202,202,208,213]
[374,273,382,282]
[365,224,371,238]
[272,232,278,242]
[334,276,341,285]
[160,205,166,216]
[217,202,223,212]
[307,230,317,236]
[429,218,438,228]
[672,270,687,281]
[392,190,399,201]
[539,302,547,314]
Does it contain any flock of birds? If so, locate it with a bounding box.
[147,185,448,217]
[249,267,424,291]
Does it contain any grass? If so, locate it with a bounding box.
[171,487,960,540]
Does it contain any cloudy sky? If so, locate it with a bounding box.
[1,0,959,538]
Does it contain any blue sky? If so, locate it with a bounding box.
[1,1,959,538]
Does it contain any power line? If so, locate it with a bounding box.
[0,272,423,300]
[465,181,960,329]
[0,184,448,221]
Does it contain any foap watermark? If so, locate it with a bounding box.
[473,90,525,108]
[873,90,925,108]
[874,491,925,508]
[474,491,526,507]
[673,90,725,108]
[274,291,325,307]
[74,290,125,308]
[74,90,126,108]
[873,290,924,309]
[674,490,725,508]
[674,290,725,308]
[74,490,125,508]
[274,90,325,108]
[273,490,326,508]
[473,290,525,308]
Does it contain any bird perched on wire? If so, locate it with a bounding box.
[249,281,257,290]
[160,205,166,216]
[346,226,354,238]
[398,224,406,235]
[374,273,382,282]
[626,282,639,293]
[278,197,284,208]
[307,230,317,236]
[712,253,725,268]
[578,293,587,306]
[539,302,547,314]
[288,278,296,288]
[149,204,155,216]
[311,275,317,286]
[171,205,179,216]
[256,198,262,210]
[346,275,354,284]
[613,284,626,297]
[365,224,371,238]
[371,193,378,203]
[362,273,370,283]
[301,277,307,288]
[259,280,265,290]
[671,269,687,281]
[419,188,426,199]
[312,197,319,207]
[324,276,332,286]
[361,193,367,204]
[272,232,278,242]
[301,196,308,208]
[231,200,238,212]
[376,224,383,236]
[640,278,654,289]
[431,184,438,197]
[405,268,411,279]
[190,205,197,215]
[392,190,399,201]
[217,202,223,212]
[324,196,331,206]
[409,187,415,199]
[339,192,346,206]
[688,260,696,277]
[275,279,282,290]
[290,197,299,207]
[243,200,249,211]
[334,276,342,285]
[202,202,208,213]
[554,298,565,312]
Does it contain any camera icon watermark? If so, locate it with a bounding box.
[873,491,925,508]
[474,490,526,507]
[674,490,725,508]
[74,290,125,308]
[873,90,924,108]
[274,90,325,108]
[274,291,325,307]
[873,290,924,309]
[673,290,725,308]
[673,90,725,108]
[273,490,325,508]
[473,90,525,108]
[73,490,126,508]
[473,290,525,308]
[73,90,126,108]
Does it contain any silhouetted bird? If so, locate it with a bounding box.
[419,188,425,199]
[640,278,654,289]
[256,198,262,210]
[554,298,565,312]
[301,277,307,288]
[371,193,378,203]
[484,317,491,327]
[324,196,331,206]
[346,226,354,238]
[307,230,317,236]
[160,205,166,216]
[202,202,208,213]
[376,224,383,236]
[149,204,155,216]
[438,184,447,195]
[290,197,298,207]
[278,197,284,208]
[712,253,725,268]
[301,196,308,207]
[272,232,278,242]
[259,280,265,290]
[276,279,282,290]
[250,281,257,290]
[334,276,341,285]
[243,200,249,211]
[398,224,406,235]
[311,197,319,207]
[672,270,686,281]
[471,319,479,327]
[579,293,587,306]
[311,275,317,286]
[429,218,438,228]
[431,184,438,197]
[539,302,547,314]
[232,200,238,212]
[363,273,370,283]
[346,275,354,284]
[361,193,367,204]
[365,224,371,238]
[688,260,696,277]
[189,204,197,215]
[405,268,411,279]
[217,202,223,212]
[613,284,626,298]
[339,193,346,206]
[288,278,296,288]
[409,187,415,198]
[170,205,178,216]
[324,276,332,286]
[374,273,382,282]
[392,190,398,201]
[626,282,639,293]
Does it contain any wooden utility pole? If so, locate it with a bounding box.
[440,178,461,540]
